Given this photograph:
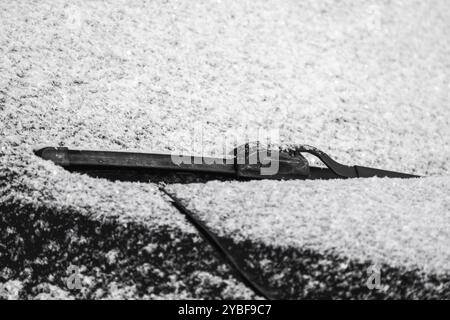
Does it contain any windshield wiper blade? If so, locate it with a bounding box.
[34,144,419,183]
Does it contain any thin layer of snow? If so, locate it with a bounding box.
[1,0,449,175]
[169,177,450,275]
[1,0,450,298]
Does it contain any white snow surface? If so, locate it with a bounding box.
[1,0,449,175]
[1,0,450,294]
[169,177,450,275]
